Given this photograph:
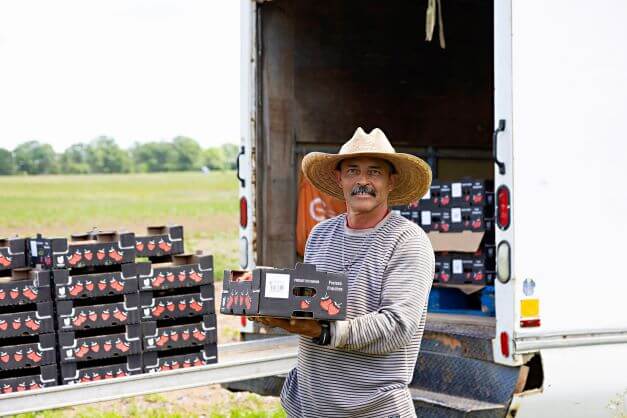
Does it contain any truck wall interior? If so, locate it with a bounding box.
[257,0,494,266]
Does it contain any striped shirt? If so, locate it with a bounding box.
[280,211,435,418]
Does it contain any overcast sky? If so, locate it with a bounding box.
[0,0,240,152]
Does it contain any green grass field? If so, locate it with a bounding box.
[0,171,240,279]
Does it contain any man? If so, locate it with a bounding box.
[254,127,435,418]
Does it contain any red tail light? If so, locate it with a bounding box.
[497,186,510,230]
[240,315,247,327]
[240,197,248,228]
[500,331,510,357]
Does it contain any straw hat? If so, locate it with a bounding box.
[302,127,432,206]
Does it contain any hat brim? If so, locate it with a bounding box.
[301,151,432,206]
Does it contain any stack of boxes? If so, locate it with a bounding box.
[395,179,496,315]
[0,225,219,394]
[137,227,217,373]
[49,231,142,384]
[0,238,57,392]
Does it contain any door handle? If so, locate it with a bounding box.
[236,146,245,187]
[493,119,506,175]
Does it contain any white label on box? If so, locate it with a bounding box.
[452,182,462,197]
[422,188,431,200]
[453,259,463,274]
[264,273,290,299]
[421,211,431,226]
[451,208,462,223]
[30,240,38,257]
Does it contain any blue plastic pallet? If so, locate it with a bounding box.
[428,285,495,317]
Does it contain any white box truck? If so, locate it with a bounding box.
[237,0,627,416]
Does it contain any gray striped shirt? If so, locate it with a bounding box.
[280,212,435,418]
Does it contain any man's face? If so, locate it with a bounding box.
[335,157,397,214]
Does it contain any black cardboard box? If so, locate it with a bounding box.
[140,284,215,321]
[221,263,348,320]
[60,355,142,384]
[450,254,473,284]
[52,264,139,300]
[438,182,452,207]
[0,238,26,273]
[0,364,57,393]
[143,344,218,373]
[58,324,142,363]
[50,231,135,269]
[134,225,184,258]
[142,315,217,352]
[0,333,56,371]
[0,269,51,306]
[434,255,452,283]
[0,302,54,339]
[137,254,213,291]
[57,293,140,332]
[421,181,440,209]
[449,253,495,285]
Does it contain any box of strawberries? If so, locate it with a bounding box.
[220,263,347,320]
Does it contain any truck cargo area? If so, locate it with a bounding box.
[257,0,495,317]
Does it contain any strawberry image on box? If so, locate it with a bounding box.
[221,263,348,320]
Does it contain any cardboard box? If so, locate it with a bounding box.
[0,269,52,306]
[58,324,142,363]
[433,255,451,283]
[26,235,53,269]
[420,181,440,210]
[52,264,139,300]
[60,355,142,384]
[0,301,54,339]
[50,231,136,269]
[143,344,218,373]
[0,364,57,392]
[448,253,495,285]
[221,263,348,320]
[137,254,214,291]
[438,182,452,208]
[134,225,184,258]
[450,254,474,284]
[140,284,215,321]
[57,293,141,332]
[142,315,217,352]
[450,180,473,208]
[0,238,26,273]
[0,333,56,371]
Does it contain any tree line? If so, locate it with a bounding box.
[0,137,239,175]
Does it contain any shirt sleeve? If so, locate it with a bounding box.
[330,230,435,354]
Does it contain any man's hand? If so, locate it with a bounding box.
[250,316,322,338]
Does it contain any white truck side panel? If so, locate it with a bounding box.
[511,344,627,418]
[512,0,627,335]
[240,0,255,270]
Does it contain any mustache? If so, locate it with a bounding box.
[350,184,376,197]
